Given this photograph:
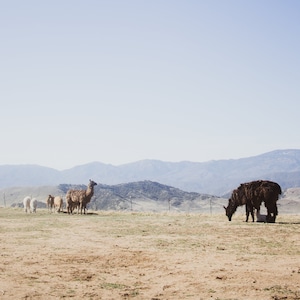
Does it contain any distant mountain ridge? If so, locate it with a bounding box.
[1,149,300,195]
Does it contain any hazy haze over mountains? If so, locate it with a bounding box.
[1,149,300,196]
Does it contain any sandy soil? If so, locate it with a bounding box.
[0,208,299,300]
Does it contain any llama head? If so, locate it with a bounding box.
[47,195,54,201]
[89,179,97,188]
[224,199,235,221]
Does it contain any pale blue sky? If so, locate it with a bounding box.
[1,1,299,170]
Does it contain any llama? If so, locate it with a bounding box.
[46,195,54,212]
[225,183,259,222]
[23,196,31,213]
[224,180,281,223]
[53,196,63,213]
[66,179,97,214]
[257,181,280,223]
[47,195,63,213]
[30,198,37,213]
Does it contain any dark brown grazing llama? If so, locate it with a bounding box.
[224,180,282,223]
[66,179,97,214]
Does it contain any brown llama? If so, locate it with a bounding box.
[66,179,97,214]
[47,195,63,213]
[46,195,54,212]
[224,180,281,223]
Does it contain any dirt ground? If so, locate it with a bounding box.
[0,208,299,300]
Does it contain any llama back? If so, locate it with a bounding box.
[66,190,86,202]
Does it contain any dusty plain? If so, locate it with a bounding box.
[0,208,299,300]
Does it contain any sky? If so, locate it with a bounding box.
[1,0,300,170]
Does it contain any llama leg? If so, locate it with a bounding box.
[274,203,278,216]
[266,208,275,223]
[245,205,250,222]
[251,208,255,222]
[266,209,272,222]
[267,203,277,223]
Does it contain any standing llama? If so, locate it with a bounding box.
[66,180,97,214]
[46,195,54,212]
[23,196,31,213]
[53,196,63,213]
[224,180,281,223]
[47,195,63,213]
[30,198,37,213]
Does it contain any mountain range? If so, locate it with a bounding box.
[1,149,300,196]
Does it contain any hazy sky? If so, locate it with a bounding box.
[1,1,299,170]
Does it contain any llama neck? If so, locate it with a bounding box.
[86,185,94,198]
[232,203,238,213]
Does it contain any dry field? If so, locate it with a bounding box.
[0,208,299,300]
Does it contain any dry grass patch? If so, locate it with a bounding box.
[0,208,299,299]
